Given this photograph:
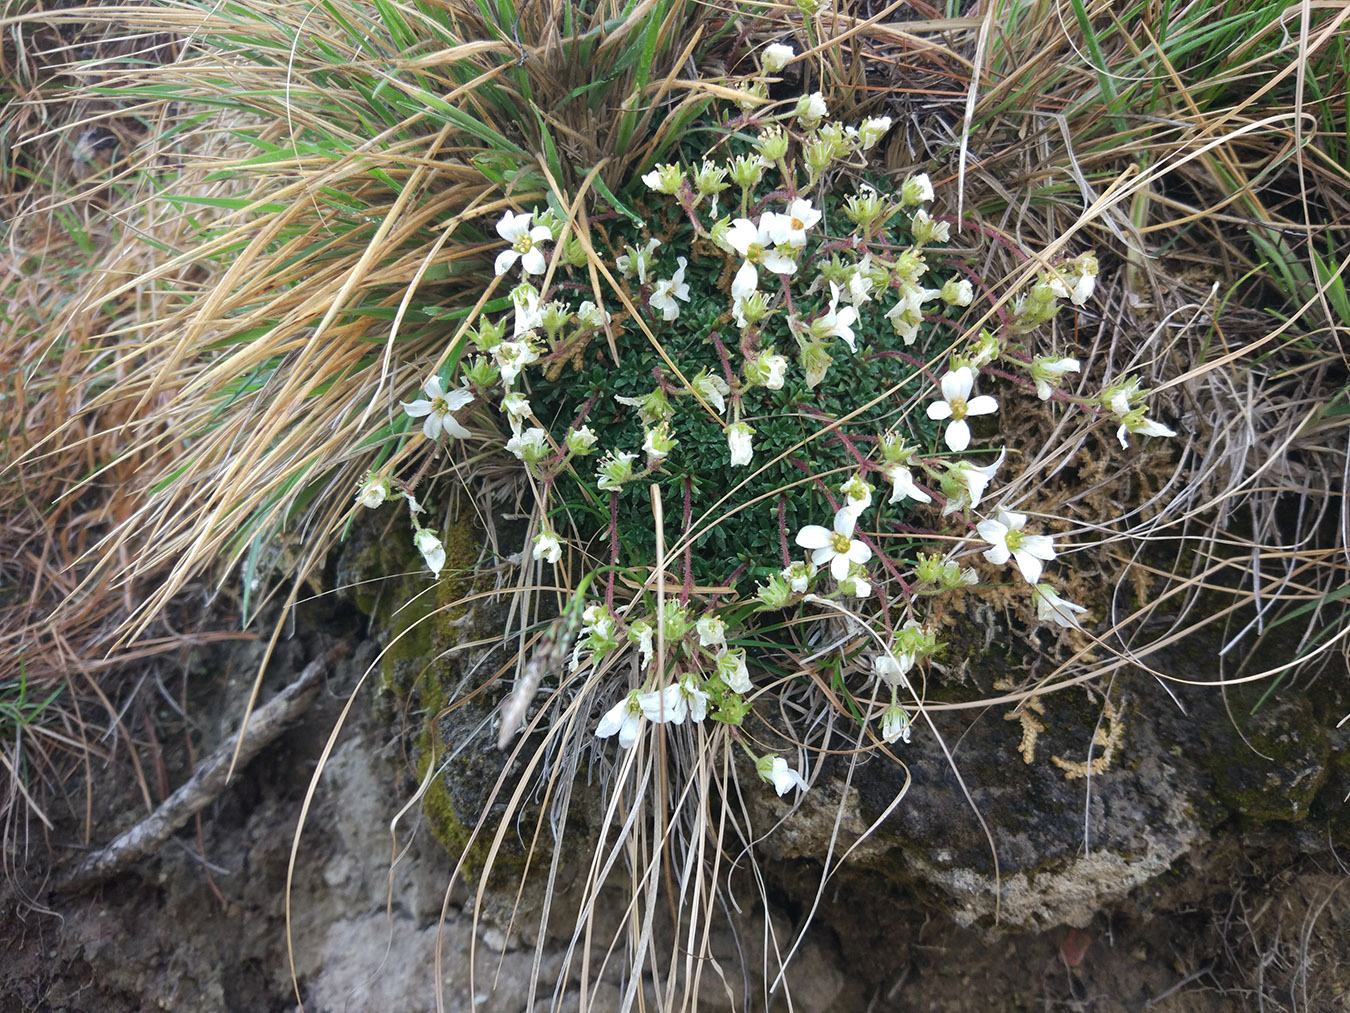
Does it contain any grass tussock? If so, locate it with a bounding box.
[3,0,1348,1006]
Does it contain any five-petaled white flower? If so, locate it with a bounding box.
[977,509,1057,585]
[726,217,797,302]
[765,198,821,249]
[596,692,644,748]
[648,256,691,321]
[494,209,552,276]
[758,754,808,796]
[795,507,872,581]
[926,366,998,452]
[1033,583,1088,629]
[402,376,474,441]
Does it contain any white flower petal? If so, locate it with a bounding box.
[795,524,832,549]
[966,395,998,416]
[944,419,971,452]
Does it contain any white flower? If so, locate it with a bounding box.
[677,674,710,723]
[628,619,654,667]
[494,209,552,276]
[839,564,871,598]
[596,692,644,748]
[727,422,755,466]
[747,350,788,389]
[885,464,932,505]
[638,683,687,725]
[505,426,548,463]
[532,528,562,564]
[844,256,875,305]
[977,509,1057,585]
[576,300,609,329]
[493,339,541,386]
[839,474,873,518]
[758,755,807,796]
[811,282,859,352]
[616,237,661,285]
[856,115,891,150]
[873,654,909,687]
[941,276,974,306]
[941,451,1004,515]
[900,172,934,206]
[641,164,683,195]
[1116,411,1178,448]
[566,425,598,455]
[1047,253,1098,305]
[795,507,872,581]
[696,615,726,648]
[596,450,637,491]
[355,474,391,509]
[1030,356,1081,401]
[414,528,446,577]
[649,256,691,320]
[693,371,729,414]
[910,207,950,244]
[781,561,814,592]
[925,366,999,453]
[761,42,794,73]
[510,282,542,337]
[716,648,752,693]
[402,376,475,441]
[764,198,821,249]
[726,217,798,301]
[501,391,532,432]
[881,705,912,744]
[1033,583,1088,629]
[795,91,827,130]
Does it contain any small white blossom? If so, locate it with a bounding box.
[596,692,644,748]
[567,425,598,455]
[855,115,892,150]
[532,528,562,564]
[596,450,637,491]
[716,648,752,693]
[761,42,794,73]
[727,422,755,466]
[764,198,821,249]
[911,207,950,244]
[885,464,932,505]
[781,561,814,592]
[493,339,541,386]
[839,474,873,518]
[414,528,446,577]
[941,449,1005,515]
[1030,356,1081,401]
[638,683,687,725]
[881,705,912,744]
[355,474,391,509]
[758,754,807,796]
[649,256,691,320]
[641,163,683,195]
[494,209,552,276]
[505,426,549,463]
[796,91,827,130]
[1033,583,1088,629]
[692,371,729,414]
[402,376,475,441]
[900,172,934,206]
[795,507,872,581]
[576,301,609,329]
[941,276,974,306]
[1116,410,1178,448]
[811,282,859,352]
[677,674,710,723]
[746,350,788,389]
[616,237,661,285]
[926,366,998,453]
[874,653,909,687]
[977,509,1057,585]
[696,615,726,648]
[726,217,798,301]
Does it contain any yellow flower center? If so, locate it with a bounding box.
[514,235,534,253]
[830,532,852,554]
[948,396,968,419]
[790,216,804,231]
[1005,530,1025,550]
[432,396,449,414]
[747,241,765,264]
